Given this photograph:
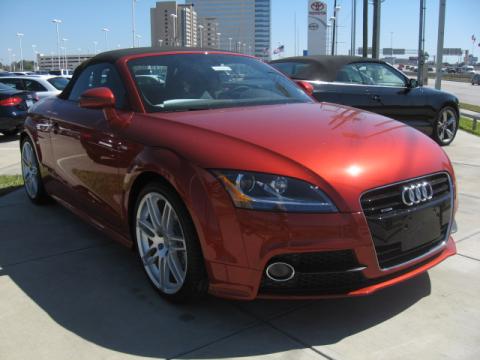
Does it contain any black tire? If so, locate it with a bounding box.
[432,106,458,146]
[133,181,208,302]
[1,129,19,136]
[20,137,50,204]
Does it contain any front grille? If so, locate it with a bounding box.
[361,173,452,269]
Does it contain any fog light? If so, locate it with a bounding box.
[265,262,295,282]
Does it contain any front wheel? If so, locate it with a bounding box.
[433,106,458,146]
[134,182,208,302]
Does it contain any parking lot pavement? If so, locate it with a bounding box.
[0,134,21,175]
[0,130,479,360]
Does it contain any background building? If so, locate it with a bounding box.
[150,1,198,47]
[37,53,93,71]
[191,0,271,59]
[198,17,219,48]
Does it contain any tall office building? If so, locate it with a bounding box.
[150,1,198,47]
[191,0,271,59]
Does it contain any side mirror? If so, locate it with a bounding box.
[407,78,418,89]
[79,87,115,109]
[295,80,314,96]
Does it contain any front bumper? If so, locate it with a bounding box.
[205,209,456,300]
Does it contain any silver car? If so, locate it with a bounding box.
[0,75,69,99]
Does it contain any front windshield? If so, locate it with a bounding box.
[128,53,313,112]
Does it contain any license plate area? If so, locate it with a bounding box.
[367,199,451,268]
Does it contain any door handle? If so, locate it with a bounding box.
[52,122,59,134]
[371,95,381,102]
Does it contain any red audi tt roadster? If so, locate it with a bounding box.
[21,48,457,301]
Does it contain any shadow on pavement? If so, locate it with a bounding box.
[0,194,431,359]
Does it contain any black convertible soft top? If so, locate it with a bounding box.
[270,55,384,82]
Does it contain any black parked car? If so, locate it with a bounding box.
[0,83,37,136]
[270,56,460,145]
[472,73,480,85]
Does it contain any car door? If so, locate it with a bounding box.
[350,62,429,129]
[48,63,131,230]
[328,65,371,109]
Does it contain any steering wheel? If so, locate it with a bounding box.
[221,85,251,98]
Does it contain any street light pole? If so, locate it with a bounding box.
[93,41,98,54]
[136,34,142,47]
[32,44,37,71]
[362,0,368,57]
[417,0,426,86]
[331,0,337,55]
[52,19,62,70]
[372,0,381,59]
[132,0,138,48]
[62,38,68,70]
[102,28,110,51]
[158,39,163,47]
[228,37,232,51]
[217,32,221,49]
[7,48,12,72]
[390,32,394,64]
[351,0,356,56]
[16,33,24,71]
[435,0,446,90]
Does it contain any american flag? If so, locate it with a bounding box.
[263,47,270,55]
[472,34,477,42]
[273,45,285,55]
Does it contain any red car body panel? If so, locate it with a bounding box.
[22,50,457,300]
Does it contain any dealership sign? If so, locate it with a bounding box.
[308,0,327,55]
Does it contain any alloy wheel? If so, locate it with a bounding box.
[437,108,457,144]
[135,192,188,294]
[21,141,39,198]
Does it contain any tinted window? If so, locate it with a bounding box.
[336,65,364,84]
[68,63,127,109]
[354,63,406,87]
[0,78,24,90]
[271,62,310,79]
[24,79,47,92]
[129,54,312,112]
[0,83,14,91]
[47,77,69,90]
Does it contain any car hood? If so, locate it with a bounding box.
[136,102,453,212]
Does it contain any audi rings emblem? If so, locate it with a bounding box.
[401,181,433,206]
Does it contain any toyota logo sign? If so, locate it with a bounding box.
[401,182,433,206]
[311,1,325,11]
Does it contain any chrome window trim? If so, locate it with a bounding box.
[359,171,454,272]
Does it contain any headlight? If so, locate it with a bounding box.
[213,170,337,213]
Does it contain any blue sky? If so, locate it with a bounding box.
[0,0,478,64]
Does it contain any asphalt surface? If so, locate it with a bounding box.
[427,80,480,106]
[0,129,479,360]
